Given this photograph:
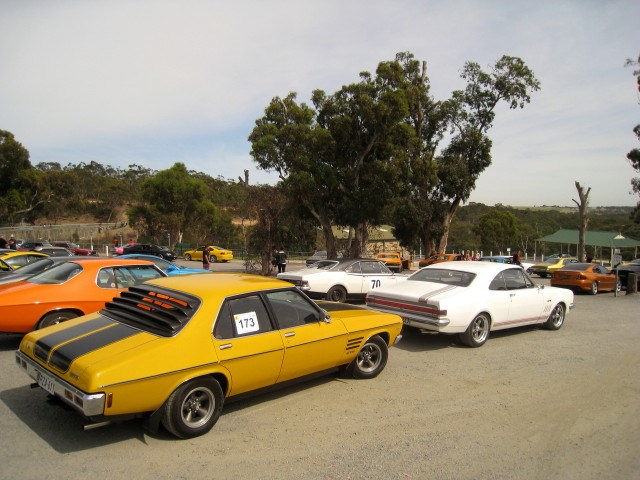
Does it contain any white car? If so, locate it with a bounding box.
[278,258,408,303]
[366,261,574,347]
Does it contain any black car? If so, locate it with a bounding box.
[611,260,640,290]
[121,243,177,261]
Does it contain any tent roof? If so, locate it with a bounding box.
[536,229,640,248]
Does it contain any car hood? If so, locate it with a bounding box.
[367,279,459,303]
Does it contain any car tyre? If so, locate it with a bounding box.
[349,335,388,379]
[211,255,218,263]
[544,303,565,330]
[590,281,598,295]
[162,378,224,439]
[38,311,79,329]
[326,285,347,303]
[459,313,490,347]
[184,253,192,261]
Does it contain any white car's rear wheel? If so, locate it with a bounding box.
[459,313,490,347]
[326,286,347,303]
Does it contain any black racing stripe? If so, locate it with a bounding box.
[34,316,115,362]
[49,323,141,372]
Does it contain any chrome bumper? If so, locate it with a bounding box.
[15,351,105,417]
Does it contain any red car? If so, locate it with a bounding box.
[52,241,98,256]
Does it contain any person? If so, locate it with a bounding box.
[586,251,593,263]
[465,250,472,261]
[202,245,211,270]
[0,238,7,249]
[8,236,16,250]
[127,238,135,246]
[512,250,522,266]
[113,237,119,248]
[276,246,287,273]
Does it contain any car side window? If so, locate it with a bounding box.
[345,263,362,274]
[503,268,528,290]
[489,272,507,290]
[266,290,321,329]
[360,262,383,274]
[97,268,116,288]
[214,295,273,339]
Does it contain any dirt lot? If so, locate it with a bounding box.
[0,267,638,479]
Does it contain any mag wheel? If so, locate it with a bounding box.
[459,313,490,347]
[544,303,565,330]
[350,335,388,379]
[162,378,224,439]
[38,311,78,329]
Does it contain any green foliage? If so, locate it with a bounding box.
[474,209,518,252]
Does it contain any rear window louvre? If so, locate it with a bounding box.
[101,285,201,337]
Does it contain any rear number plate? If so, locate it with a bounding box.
[37,370,55,395]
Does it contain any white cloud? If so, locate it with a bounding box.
[1,0,639,205]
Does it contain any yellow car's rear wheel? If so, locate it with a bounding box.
[162,378,224,439]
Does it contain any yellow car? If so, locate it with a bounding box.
[374,252,404,272]
[183,245,233,262]
[16,273,403,439]
[0,251,48,270]
[529,257,578,278]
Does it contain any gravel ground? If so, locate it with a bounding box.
[0,262,638,479]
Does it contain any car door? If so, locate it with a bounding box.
[593,265,615,290]
[212,294,285,395]
[357,260,399,295]
[502,268,546,326]
[266,289,348,383]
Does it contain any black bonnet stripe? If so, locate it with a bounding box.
[34,316,114,362]
[49,323,141,372]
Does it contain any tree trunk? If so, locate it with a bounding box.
[438,197,461,254]
[573,181,591,262]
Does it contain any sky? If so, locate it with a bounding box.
[1,0,639,207]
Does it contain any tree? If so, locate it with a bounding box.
[0,130,51,223]
[626,53,640,222]
[128,163,234,248]
[473,209,518,253]
[573,181,591,262]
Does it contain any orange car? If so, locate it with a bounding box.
[0,257,166,333]
[550,263,620,295]
[418,253,463,268]
[374,252,404,272]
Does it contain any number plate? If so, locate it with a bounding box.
[36,370,56,395]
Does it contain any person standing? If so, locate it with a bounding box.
[7,236,16,249]
[276,246,287,273]
[513,250,522,266]
[0,238,7,249]
[202,245,211,270]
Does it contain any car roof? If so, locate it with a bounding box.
[423,260,517,275]
[146,272,292,299]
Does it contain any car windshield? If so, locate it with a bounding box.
[409,268,476,287]
[27,262,83,285]
[6,258,54,275]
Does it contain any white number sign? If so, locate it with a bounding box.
[234,311,259,335]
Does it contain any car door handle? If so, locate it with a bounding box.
[284,332,296,338]
[219,343,233,350]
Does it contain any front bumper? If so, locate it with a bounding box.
[15,351,105,417]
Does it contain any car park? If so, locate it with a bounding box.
[374,252,404,272]
[366,261,574,348]
[15,273,403,438]
[529,257,578,278]
[52,241,98,256]
[183,245,233,262]
[550,262,620,294]
[418,253,463,268]
[119,254,212,276]
[478,255,534,272]
[33,246,74,257]
[121,243,177,261]
[0,257,166,333]
[277,258,408,303]
[0,250,49,269]
[18,240,52,251]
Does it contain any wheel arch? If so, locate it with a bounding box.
[37,307,84,324]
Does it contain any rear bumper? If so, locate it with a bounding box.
[15,351,105,417]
